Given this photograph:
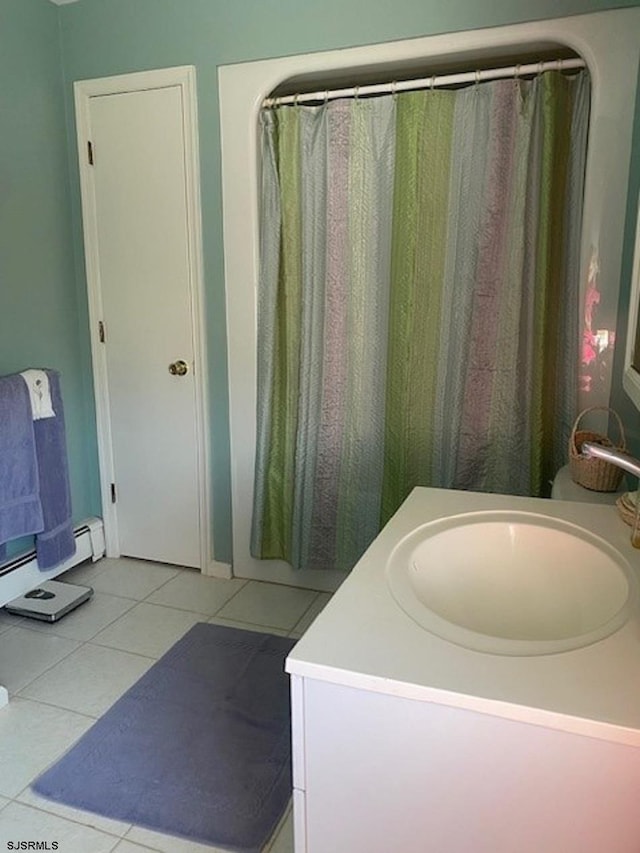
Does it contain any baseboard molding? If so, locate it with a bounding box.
[201,559,233,580]
[0,517,105,609]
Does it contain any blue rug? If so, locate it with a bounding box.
[33,623,296,852]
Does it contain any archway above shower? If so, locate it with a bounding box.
[219,8,640,587]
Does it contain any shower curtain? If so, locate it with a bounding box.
[252,69,590,572]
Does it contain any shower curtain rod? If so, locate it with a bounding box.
[262,57,586,107]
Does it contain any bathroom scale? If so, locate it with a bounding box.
[4,580,93,622]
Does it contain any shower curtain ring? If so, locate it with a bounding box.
[514,64,522,89]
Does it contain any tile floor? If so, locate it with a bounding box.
[0,557,332,852]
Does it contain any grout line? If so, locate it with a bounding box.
[82,639,157,663]
[137,573,190,602]
[83,560,183,602]
[13,635,155,701]
[1,562,302,851]
[8,796,129,844]
[7,635,84,698]
[136,587,250,618]
[8,693,97,724]
[205,577,251,618]
[118,835,165,852]
[263,799,293,852]
[287,591,323,635]
[73,556,112,577]
[8,593,139,642]
[0,621,23,639]
[0,613,26,631]
[10,691,102,721]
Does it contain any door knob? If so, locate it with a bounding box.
[168,359,189,376]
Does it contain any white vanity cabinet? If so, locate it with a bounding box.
[286,488,640,853]
[289,673,640,853]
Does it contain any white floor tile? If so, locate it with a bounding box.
[266,808,295,853]
[19,592,137,642]
[0,697,93,798]
[20,643,154,717]
[91,602,203,658]
[18,786,132,838]
[0,559,323,850]
[62,558,112,587]
[0,610,23,635]
[0,626,79,694]
[0,801,120,851]
[88,558,181,600]
[146,571,246,615]
[124,824,232,852]
[215,581,318,631]
[112,841,163,852]
[289,592,332,638]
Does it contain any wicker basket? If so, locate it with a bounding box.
[616,492,637,527]
[568,406,626,492]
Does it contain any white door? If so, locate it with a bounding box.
[75,69,208,570]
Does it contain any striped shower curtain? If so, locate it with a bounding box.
[252,70,590,572]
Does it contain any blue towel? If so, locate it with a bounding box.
[33,371,75,570]
[0,374,44,560]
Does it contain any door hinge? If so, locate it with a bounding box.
[98,321,105,343]
[110,483,117,504]
[87,140,94,165]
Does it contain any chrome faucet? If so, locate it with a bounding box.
[581,441,640,547]
[581,442,640,480]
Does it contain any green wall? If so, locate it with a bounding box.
[4,0,638,564]
[57,0,640,563]
[0,0,100,556]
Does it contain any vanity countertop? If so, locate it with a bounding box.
[286,487,640,747]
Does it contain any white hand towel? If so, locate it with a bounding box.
[20,369,56,420]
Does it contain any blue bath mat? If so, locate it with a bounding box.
[33,623,296,852]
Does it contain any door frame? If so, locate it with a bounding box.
[74,66,216,574]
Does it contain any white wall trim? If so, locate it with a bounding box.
[201,559,233,580]
[74,66,213,572]
[623,193,640,411]
[219,9,640,589]
[0,517,105,608]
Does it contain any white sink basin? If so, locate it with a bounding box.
[386,511,636,656]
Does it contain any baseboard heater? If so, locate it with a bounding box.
[0,517,105,609]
